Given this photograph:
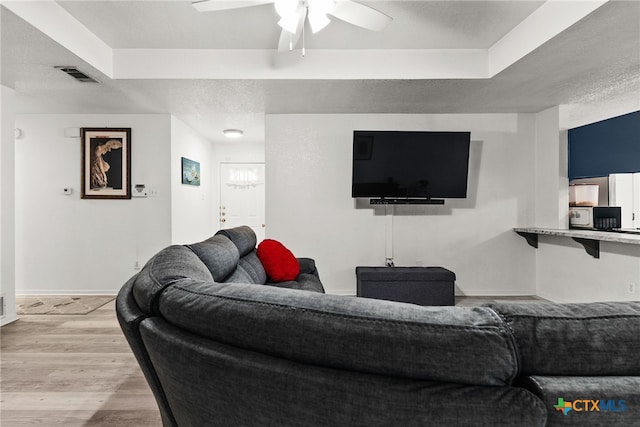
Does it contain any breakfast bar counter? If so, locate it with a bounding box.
[513,227,640,258]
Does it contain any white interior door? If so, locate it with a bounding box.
[219,163,266,242]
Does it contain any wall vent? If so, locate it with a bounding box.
[0,295,4,317]
[55,66,99,83]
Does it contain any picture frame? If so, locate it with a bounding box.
[81,128,131,199]
[181,157,201,186]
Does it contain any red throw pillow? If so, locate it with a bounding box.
[257,239,300,282]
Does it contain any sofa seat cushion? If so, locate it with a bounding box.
[518,375,640,426]
[266,257,324,293]
[266,273,324,293]
[156,280,520,386]
[487,302,640,376]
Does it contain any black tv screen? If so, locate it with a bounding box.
[352,131,471,199]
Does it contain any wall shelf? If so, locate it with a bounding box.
[514,227,640,259]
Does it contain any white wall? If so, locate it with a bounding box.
[9,106,638,301]
[15,114,172,294]
[1,86,17,324]
[534,106,569,228]
[536,238,640,302]
[266,114,537,296]
[170,116,216,244]
[534,104,640,302]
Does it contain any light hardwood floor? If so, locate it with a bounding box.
[1,300,162,427]
[1,295,546,426]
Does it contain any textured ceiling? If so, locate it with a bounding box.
[56,1,544,49]
[1,1,639,142]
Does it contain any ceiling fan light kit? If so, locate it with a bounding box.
[274,0,298,15]
[277,10,302,34]
[307,10,331,34]
[306,0,335,33]
[192,0,392,53]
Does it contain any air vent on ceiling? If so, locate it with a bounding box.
[55,66,99,83]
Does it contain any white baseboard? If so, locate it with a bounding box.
[16,290,117,296]
[535,291,563,303]
[454,291,539,297]
[327,290,541,298]
[15,288,539,298]
[1,314,19,326]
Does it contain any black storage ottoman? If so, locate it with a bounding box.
[356,266,456,306]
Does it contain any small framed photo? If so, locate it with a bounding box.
[81,128,131,199]
[181,157,201,186]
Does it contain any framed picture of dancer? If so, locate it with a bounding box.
[81,128,131,199]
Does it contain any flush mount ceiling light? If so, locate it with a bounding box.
[192,0,392,54]
[223,129,244,139]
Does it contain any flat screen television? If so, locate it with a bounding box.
[352,131,471,201]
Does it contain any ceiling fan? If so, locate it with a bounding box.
[192,0,393,53]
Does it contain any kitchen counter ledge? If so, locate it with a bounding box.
[513,227,640,259]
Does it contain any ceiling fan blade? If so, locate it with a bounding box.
[277,30,294,52]
[277,7,307,52]
[329,0,392,32]
[192,0,274,13]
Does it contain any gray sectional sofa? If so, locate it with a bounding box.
[117,226,640,426]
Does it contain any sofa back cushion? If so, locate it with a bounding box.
[132,245,214,314]
[209,226,268,284]
[488,301,640,376]
[186,235,240,282]
[155,280,520,387]
[215,226,257,257]
[223,250,267,284]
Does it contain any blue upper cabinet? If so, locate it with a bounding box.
[568,110,640,180]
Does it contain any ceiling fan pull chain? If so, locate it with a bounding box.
[302,18,306,57]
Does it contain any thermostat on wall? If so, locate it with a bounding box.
[132,184,148,198]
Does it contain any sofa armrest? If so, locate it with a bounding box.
[487,301,640,376]
[518,375,640,426]
[117,278,178,427]
[297,257,318,277]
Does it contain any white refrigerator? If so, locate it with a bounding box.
[608,173,640,229]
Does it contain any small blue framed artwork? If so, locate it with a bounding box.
[181,157,201,186]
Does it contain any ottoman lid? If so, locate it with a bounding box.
[356,266,456,281]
